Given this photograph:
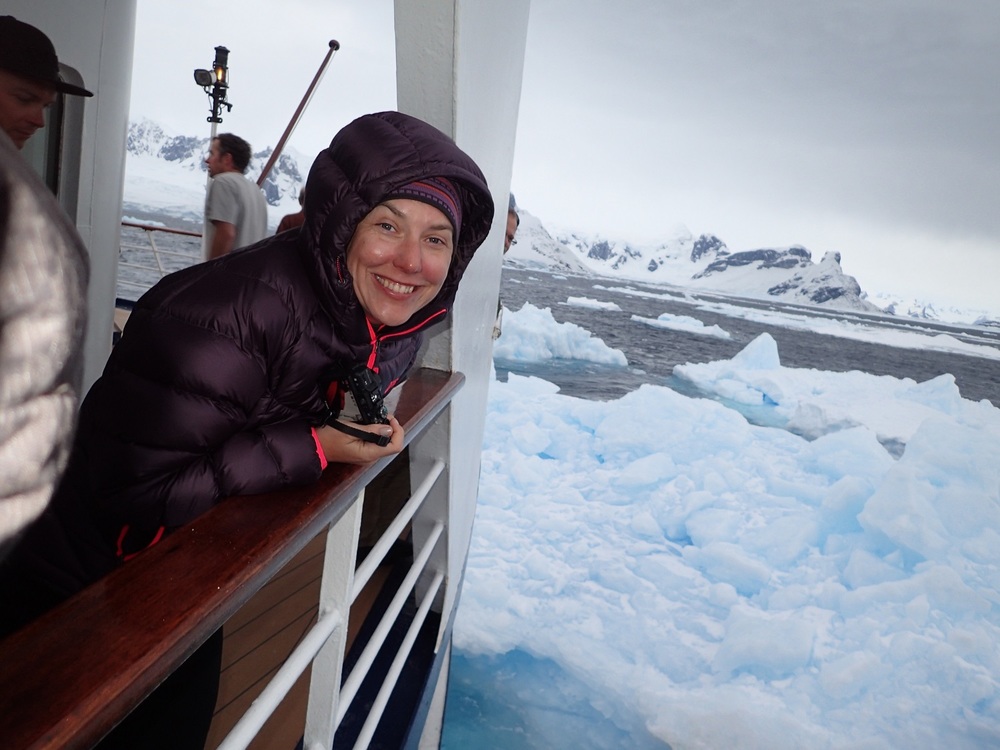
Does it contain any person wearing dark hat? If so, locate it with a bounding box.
[0,110,493,749]
[0,16,93,150]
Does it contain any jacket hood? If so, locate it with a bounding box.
[299,111,494,344]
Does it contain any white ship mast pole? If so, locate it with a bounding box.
[194,45,231,250]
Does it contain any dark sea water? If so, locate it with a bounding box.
[116,225,202,303]
[494,266,1000,406]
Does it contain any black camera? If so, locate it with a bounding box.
[345,365,389,425]
[321,364,390,447]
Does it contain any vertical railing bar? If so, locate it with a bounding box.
[215,608,344,750]
[303,493,364,750]
[336,522,444,723]
[144,228,167,277]
[349,570,445,750]
[352,459,445,596]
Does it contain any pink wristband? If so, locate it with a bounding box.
[311,427,328,470]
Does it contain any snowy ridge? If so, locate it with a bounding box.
[869,291,1000,328]
[507,215,883,315]
[503,210,592,275]
[506,214,1000,326]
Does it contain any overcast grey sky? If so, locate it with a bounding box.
[130,1,1000,311]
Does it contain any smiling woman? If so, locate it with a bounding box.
[345,172,465,331]
[0,109,495,750]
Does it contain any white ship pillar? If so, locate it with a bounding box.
[393,0,530,745]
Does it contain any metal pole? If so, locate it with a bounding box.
[201,46,229,251]
[205,120,218,188]
[202,118,218,256]
[257,40,340,187]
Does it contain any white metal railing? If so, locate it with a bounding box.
[218,459,449,750]
[0,369,464,749]
[215,608,345,750]
[352,460,446,594]
[337,524,444,724]
[348,570,444,750]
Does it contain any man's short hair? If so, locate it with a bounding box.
[215,133,253,174]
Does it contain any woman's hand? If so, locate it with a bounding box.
[316,415,404,465]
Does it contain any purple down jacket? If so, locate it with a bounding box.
[1,111,493,616]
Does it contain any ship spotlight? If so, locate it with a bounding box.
[193,68,214,87]
[193,46,232,124]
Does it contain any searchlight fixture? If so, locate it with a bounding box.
[193,45,232,124]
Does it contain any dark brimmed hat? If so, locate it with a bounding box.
[0,16,93,97]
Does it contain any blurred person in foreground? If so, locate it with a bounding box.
[0,131,88,559]
[0,15,91,556]
[0,110,494,749]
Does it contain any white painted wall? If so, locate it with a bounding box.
[3,0,137,392]
[395,0,531,626]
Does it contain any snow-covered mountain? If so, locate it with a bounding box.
[507,212,882,313]
[123,118,998,326]
[507,211,1000,325]
[865,292,1000,328]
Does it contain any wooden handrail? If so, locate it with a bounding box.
[0,368,464,750]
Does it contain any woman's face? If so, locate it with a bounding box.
[347,198,455,328]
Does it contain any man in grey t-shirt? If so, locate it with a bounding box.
[204,133,268,260]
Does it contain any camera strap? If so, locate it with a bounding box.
[327,418,391,447]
